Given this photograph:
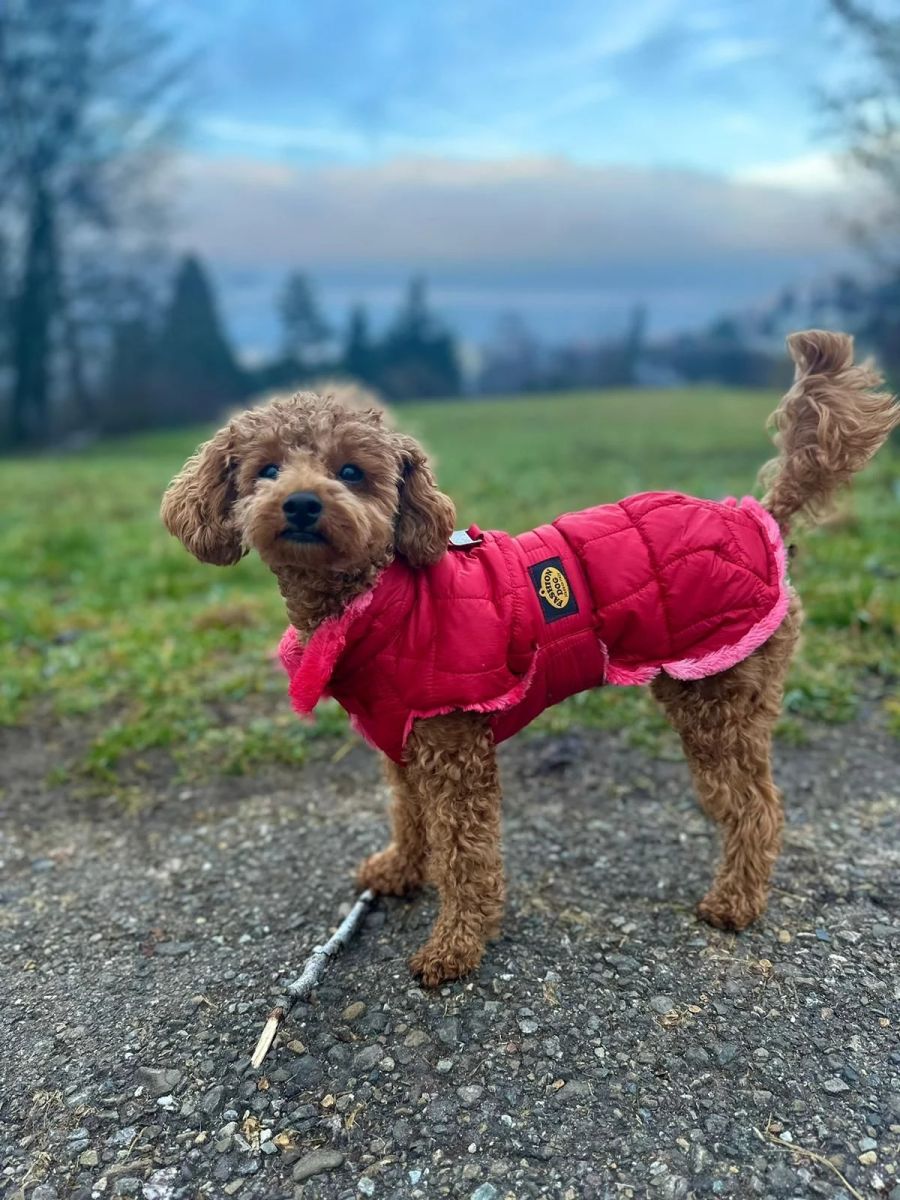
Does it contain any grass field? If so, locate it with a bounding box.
[1,387,898,784]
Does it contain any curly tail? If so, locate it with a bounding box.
[759,329,899,533]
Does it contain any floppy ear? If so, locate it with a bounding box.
[394,435,456,567]
[160,426,246,566]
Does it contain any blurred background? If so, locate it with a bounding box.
[2,0,900,444]
[1,0,897,782]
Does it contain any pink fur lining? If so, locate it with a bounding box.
[278,585,379,713]
[607,497,789,686]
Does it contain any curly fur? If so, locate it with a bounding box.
[162,334,897,986]
[760,330,899,531]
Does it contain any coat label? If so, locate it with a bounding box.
[529,557,578,623]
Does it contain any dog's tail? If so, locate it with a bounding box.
[759,329,898,533]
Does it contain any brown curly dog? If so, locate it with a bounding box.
[162,333,897,986]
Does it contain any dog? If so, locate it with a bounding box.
[162,331,897,986]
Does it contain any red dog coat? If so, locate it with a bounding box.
[279,491,789,763]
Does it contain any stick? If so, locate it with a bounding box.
[250,889,375,1070]
[753,1124,866,1200]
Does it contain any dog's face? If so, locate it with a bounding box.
[161,392,456,578]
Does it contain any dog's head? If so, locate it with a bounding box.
[161,390,456,578]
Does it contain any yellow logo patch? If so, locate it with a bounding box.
[529,556,578,623]
[539,565,570,610]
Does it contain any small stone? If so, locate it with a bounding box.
[137,1067,182,1098]
[470,1185,498,1200]
[404,1028,428,1048]
[436,1059,453,1073]
[292,1148,345,1182]
[650,995,676,1016]
[354,1044,384,1071]
[814,928,830,941]
[358,1178,375,1196]
[777,929,791,943]
[113,1180,141,1197]
[457,1085,484,1105]
[30,1188,58,1200]
[716,1043,739,1066]
[822,1077,850,1094]
[78,1149,99,1167]
[155,941,193,956]
[436,1018,460,1045]
[556,1080,592,1102]
[201,1085,224,1114]
[223,1183,244,1196]
[859,1150,877,1165]
[860,1137,878,1152]
[516,1017,539,1035]
[342,1002,366,1022]
[143,1167,179,1200]
[287,1040,306,1054]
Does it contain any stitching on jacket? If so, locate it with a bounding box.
[619,502,675,654]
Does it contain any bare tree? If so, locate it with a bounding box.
[826,0,900,260]
[0,0,189,446]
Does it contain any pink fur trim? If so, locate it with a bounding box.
[278,585,378,714]
[399,658,539,751]
[605,662,659,686]
[607,497,790,686]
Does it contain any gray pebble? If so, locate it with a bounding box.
[292,1148,345,1182]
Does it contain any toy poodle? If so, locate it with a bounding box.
[162,332,897,986]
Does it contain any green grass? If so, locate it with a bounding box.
[1,386,897,781]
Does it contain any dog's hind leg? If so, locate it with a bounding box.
[651,595,802,931]
[356,758,428,896]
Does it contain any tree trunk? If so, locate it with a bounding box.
[10,185,58,445]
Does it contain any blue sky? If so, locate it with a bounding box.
[161,0,870,355]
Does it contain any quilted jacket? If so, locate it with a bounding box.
[279,491,789,763]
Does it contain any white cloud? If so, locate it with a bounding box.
[733,152,849,192]
[173,151,864,272]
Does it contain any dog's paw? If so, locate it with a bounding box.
[355,847,423,896]
[409,937,484,987]
[697,888,765,932]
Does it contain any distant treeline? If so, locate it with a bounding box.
[96,257,461,437]
[3,246,900,448]
[479,278,900,397]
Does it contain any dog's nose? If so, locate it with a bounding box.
[282,491,323,529]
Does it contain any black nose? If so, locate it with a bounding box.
[282,491,323,529]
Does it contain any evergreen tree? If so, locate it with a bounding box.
[380,276,460,399]
[342,304,376,383]
[279,272,330,366]
[157,255,244,424]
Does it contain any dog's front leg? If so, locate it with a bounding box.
[356,758,427,895]
[405,712,505,986]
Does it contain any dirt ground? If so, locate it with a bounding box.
[1,715,898,1200]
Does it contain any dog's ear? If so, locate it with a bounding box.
[394,435,456,567]
[161,426,246,566]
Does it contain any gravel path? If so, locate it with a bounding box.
[1,718,898,1200]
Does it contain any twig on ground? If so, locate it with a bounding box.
[753,1122,865,1200]
[250,888,376,1070]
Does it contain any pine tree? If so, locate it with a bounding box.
[380,276,460,399]
[342,304,376,383]
[157,255,244,424]
[279,272,330,367]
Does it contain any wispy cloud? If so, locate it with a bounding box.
[175,151,863,275]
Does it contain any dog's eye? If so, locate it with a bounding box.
[258,463,280,480]
[338,464,364,484]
